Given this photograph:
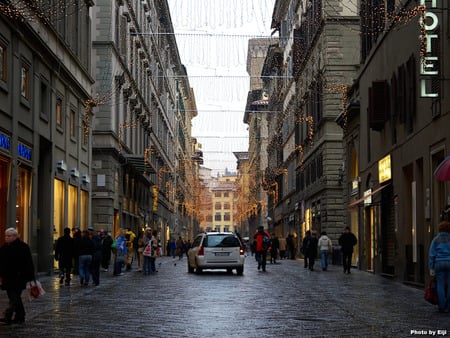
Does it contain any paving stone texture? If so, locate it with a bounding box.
[0,256,448,337]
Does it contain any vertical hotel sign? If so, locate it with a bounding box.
[419,0,440,97]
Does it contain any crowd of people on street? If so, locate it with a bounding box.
[53,226,166,283]
[251,226,358,274]
[1,205,450,325]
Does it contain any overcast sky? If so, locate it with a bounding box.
[167,0,276,176]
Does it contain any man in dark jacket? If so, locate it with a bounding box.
[270,233,279,264]
[301,230,311,269]
[101,231,113,271]
[55,227,74,286]
[306,230,318,271]
[339,226,357,274]
[89,227,103,286]
[0,228,35,325]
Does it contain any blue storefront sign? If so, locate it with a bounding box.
[18,142,32,161]
[0,132,11,153]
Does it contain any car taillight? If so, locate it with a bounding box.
[240,246,244,255]
[198,246,204,256]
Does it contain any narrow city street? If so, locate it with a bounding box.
[0,256,448,338]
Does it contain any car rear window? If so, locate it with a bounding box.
[204,235,240,248]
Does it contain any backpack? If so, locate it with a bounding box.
[262,235,271,249]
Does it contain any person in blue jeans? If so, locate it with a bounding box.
[318,231,332,271]
[142,228,153,275]
[429,221,450,313]
[113,229,128,276]
[77,230,94,286]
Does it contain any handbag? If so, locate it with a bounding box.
[424,277,438,305]
[143,244,152,257]
[27,280,45,301]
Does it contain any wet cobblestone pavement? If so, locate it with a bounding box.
[0,256,449,337]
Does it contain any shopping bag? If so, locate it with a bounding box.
[143,244,152,257]
[424,277,438,305]
[27,280,46,301]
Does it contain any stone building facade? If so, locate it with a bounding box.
[264,0,360,252]
[338,0,450,283]
[243,39,277,236]
[0,1,94,272]
[91,0,197,247]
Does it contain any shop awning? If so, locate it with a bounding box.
[348,184,390,209]
[123,154,156,176]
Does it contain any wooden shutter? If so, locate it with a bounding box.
[369,81,389,131]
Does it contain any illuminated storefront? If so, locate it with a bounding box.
[53,179,65,243]
[15,166,32,242]
[68,184,78,229]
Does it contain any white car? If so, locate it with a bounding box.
[187,232,245,275]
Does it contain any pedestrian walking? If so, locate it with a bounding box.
[287,234,297,259]
[89,227,102,286]
[136,230,145,272]
[0,228,35,325]
[113,229,128,276]
[150,230,159,272]
[339,226,357,274]
[428,221,450,313]
[176,236,184,260]
[77,230,94,286]
[253,226,271,272]
[125,228,136,271]
[306,230,318,271]
[142,228,153,275]
[301,230,311,269]
[54,227,74,286]
[270,233,279,264]
[170,238,177,258]
[101,231,113,272]
[318,231,332,271]
[166,239,171,256]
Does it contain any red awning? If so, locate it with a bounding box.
[348,184,390,209]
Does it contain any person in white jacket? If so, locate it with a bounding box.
[318,232,332,271]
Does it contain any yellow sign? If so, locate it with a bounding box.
[378,154,392,183]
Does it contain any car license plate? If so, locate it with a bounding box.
[215,252,230,256]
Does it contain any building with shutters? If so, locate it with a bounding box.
[337,0,450,284]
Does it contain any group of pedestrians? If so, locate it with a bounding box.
[252,226,357,273]
[167,237,191,259]
[55,227,110,286]
[301,227,357,272]
[250,232,294,262]
[135,228,160,275]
